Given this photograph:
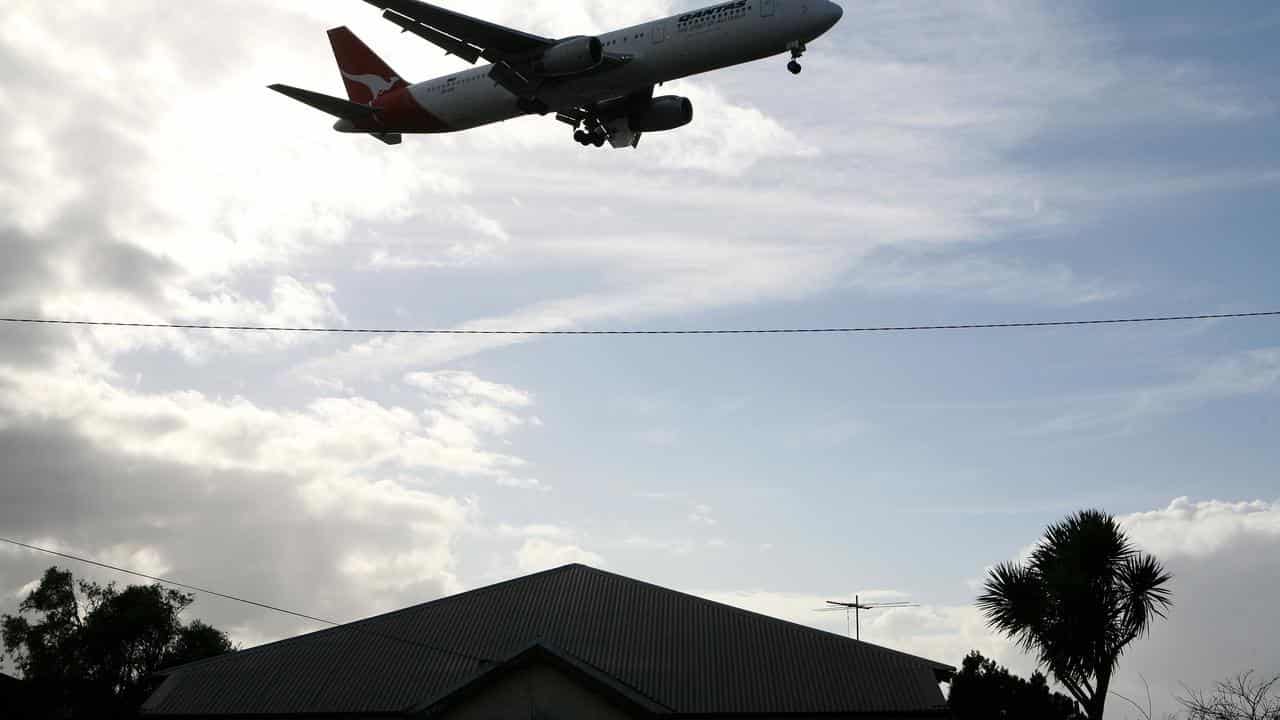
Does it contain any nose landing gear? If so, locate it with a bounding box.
[787,41,807,75]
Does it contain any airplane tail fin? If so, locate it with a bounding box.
[328,26,411,105]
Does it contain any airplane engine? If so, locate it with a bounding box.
[629,96,694,132]
[536,36,604,76]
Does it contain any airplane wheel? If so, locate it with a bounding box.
[788,60,803,75]
[593,136,606,148]
[574,130,589,144]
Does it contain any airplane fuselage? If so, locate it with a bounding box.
[341,0,843,136]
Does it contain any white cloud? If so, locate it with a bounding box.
[515,538,604,573]
[0,366,536,481]
[496,524,572,540]
[1024,348,1280,437]
[848,253,1125,306]
[689,504,717,526]
[622,536,696,555]
[495,477,552,492]
[642,80,818,176]
[1105,498,1280,719]
[1123,497,1280,559]
[695,588,1012,671]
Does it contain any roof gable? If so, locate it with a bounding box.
[145,564,951,717]
[419,642,671,718]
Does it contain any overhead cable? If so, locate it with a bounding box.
[1,310,1277,336]
[0,536,493,663]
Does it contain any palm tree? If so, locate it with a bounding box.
[977,510,1173,720]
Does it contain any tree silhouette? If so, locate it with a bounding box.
[1178,671,1280,720]
[2,566,234,719]
[948,650,1084,719]
[977,510,1173,720]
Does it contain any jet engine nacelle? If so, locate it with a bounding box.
[536,36,604,76]
[629,96,694,132]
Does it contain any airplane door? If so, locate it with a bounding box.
[652,20,667,43]
[761,0,775,17]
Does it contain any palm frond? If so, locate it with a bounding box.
[978,562,1047,655]
[1116,553,1174,651]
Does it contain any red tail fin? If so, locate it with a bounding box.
[328,27,410,105]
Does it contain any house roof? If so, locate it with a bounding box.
[143,564,952,718]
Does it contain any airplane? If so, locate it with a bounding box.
[270,0,843,149]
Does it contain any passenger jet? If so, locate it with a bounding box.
[271,0,844,149]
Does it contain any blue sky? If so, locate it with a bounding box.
[1,1,1278,717]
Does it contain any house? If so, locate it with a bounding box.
[143,564,953,719]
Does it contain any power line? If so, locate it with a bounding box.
[1,310,1277,336]
[0,536,492,664]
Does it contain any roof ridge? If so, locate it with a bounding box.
[160,563,950,678]
[571,564,953,671]
[158,564,589,675]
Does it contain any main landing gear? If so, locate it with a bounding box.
[574,129,606,148]
[571,115,608,148]
[787,40,806,75]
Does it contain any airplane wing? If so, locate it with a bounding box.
[364,0,629,98]
[365,0,553,61]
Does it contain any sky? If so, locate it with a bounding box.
[0,0,1277,717]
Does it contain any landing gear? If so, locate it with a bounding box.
[572,115,609,149]
[786,40,806,75]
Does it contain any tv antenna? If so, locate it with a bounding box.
[815,596,919,641]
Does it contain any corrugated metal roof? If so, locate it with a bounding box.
[143,564,952,717]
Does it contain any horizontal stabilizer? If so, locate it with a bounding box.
[268,84,378,120]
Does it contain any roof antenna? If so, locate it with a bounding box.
[814,596,919,641]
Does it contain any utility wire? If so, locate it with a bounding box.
[1,310,1278,336]
[0,536,492,664]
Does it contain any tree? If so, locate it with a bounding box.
[1,567,234,719]
[948,650,1084,720]
[977,510,1173,720]
[1178,671,1280,720]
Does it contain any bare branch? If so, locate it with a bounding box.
[1177,671,1280,720]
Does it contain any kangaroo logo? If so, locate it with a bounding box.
[342,71,402,102]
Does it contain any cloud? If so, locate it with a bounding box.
[495,477,552,492]
[0,368,535,480]
[1105,499,1280,719]
[847,252,1126,306]
[495,524,572,540]
[1123,497,1280,559]
[515,538,604,573]
[621,536,696,556]
[695,588,1010,671]
[0,412,477,642]
[688,504,717,526]
[1024,348,1280,437]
